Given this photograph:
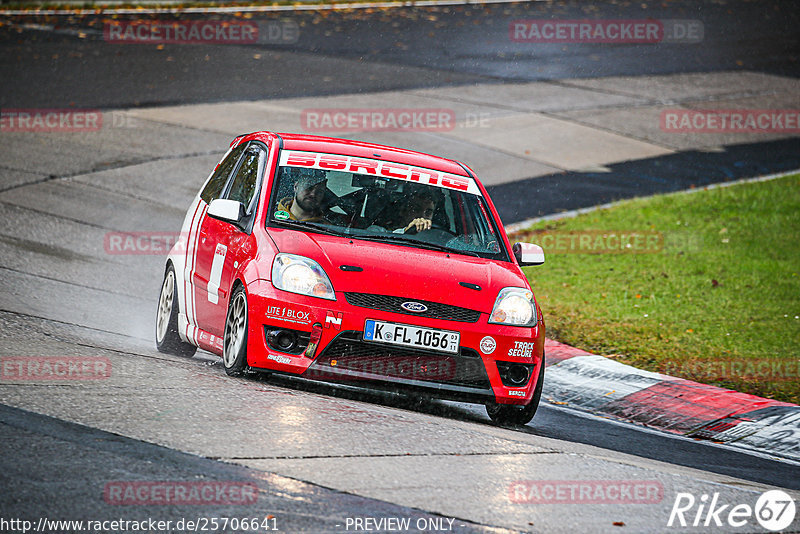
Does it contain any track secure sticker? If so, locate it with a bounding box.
[508,341,535,358]
[274,210,290,220]
[480,336,496,355]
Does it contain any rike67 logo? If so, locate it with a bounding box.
[667,490,796,531]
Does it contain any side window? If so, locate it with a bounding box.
[200,143,245,204]
[225,146,263,214]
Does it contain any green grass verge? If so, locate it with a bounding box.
[511,173,800,404]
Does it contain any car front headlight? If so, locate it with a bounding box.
[489,287,537,326]
[271,253,336,300]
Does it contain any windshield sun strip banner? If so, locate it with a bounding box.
[278,150,483,196]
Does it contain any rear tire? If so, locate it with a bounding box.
[486,355,545,426]
[155,265,197,357]
[223,285,249,376]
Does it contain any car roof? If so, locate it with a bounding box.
[263,132,473,178]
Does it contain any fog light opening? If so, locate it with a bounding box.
[267,329,297,351]
[497,361,533,388]
[507,364,531,386]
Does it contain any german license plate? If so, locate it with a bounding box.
[363,320,460,354]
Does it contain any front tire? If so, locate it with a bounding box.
[223,285,249,376]
[486,355,545,426]
[155,265,197,357]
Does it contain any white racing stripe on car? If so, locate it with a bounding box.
[174,196,202,344]
[182,200,198,344]
[185,202,207,346]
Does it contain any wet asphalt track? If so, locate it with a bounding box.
[1,0,799,532]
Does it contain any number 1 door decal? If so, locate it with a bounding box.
[207,243,227,304]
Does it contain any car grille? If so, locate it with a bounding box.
[344,293,481,323]
[308,332,491,389]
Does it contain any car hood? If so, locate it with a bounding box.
[268,228,528,313]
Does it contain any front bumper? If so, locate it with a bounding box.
[246,280,544,405]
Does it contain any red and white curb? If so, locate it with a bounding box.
[542,338,800,462]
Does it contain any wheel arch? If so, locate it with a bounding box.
[229,277,246,299]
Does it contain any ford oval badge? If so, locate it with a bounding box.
[401,301,428,313]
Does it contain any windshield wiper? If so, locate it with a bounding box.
[271,219,345,237]
[272,221,483,257]
[353,233,480,256]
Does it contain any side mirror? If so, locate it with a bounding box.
[513,242,545,266]
[208,198,245,225]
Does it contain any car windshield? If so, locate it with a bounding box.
[268,152,508,261]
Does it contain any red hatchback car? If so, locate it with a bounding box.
[156,132,547,425]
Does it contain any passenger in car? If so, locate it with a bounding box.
[383,192,436,234]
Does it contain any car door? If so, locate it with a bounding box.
[194,143,266,338]
[184,142,246,340]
